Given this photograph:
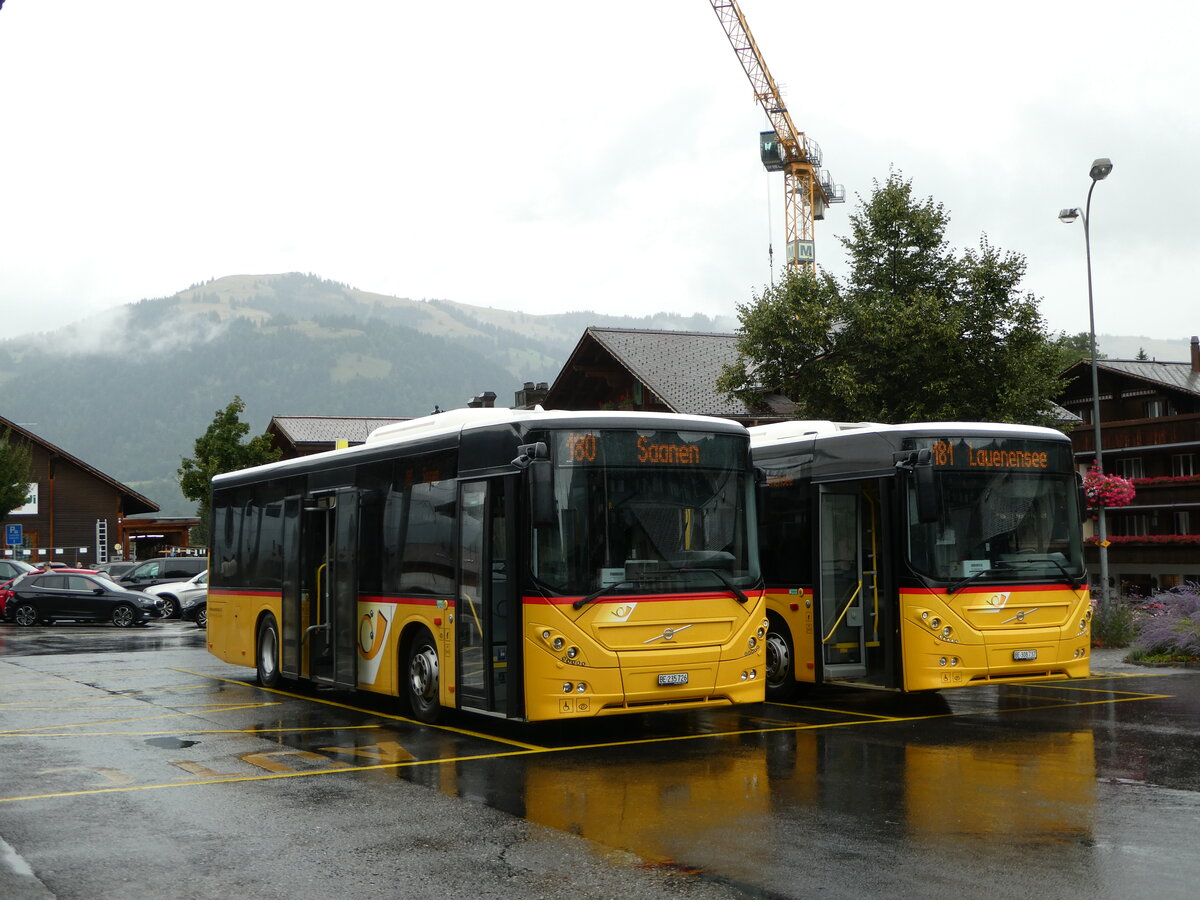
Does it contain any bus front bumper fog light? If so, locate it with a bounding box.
[938,657,948,667]
[575,682,587,693]
[562,682,574,694]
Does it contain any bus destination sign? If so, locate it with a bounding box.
[556,430,735,468]
[925,437,1070,472]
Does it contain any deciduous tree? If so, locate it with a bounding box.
[719,173,1068,427]
[0,428,34,522]
[178,397,280,539]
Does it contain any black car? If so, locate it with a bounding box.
[2,572,166,627]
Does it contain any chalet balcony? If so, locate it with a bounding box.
[1072,412,1200,456]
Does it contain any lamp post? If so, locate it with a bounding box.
[1059,157,1113,611]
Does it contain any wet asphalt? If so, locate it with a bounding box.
[1,623,1198,900]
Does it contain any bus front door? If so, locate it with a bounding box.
[455,479,518,718]
[818,483,884,683]
[294,489,358,689]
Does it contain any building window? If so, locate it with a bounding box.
[1115,457,1145,479]
[1176,511,1193,535]
[1172,454,1196,477]
[1145,399,1165,418]
[1114,515,1150,537]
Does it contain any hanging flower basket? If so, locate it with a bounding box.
[1082,463,1136,510]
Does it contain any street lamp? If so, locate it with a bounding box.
[1059,156,1113,611]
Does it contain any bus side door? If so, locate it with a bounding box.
[455,478,519,717]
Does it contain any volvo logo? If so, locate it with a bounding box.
[1001,607,1039,625]
[643,623,693,644]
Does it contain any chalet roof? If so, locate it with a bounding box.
[0,414,159,515]
[556,328,796,420]
[268,416,409,447]
[1084,359,1200,397]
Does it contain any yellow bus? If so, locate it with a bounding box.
[749,421,1092,696]
[206,406,767,722]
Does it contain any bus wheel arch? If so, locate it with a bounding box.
[764,612,798,701]
[400,624,441,724]
[256,613,283,688]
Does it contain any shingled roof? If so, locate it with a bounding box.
[545,327,795,422]
[268,416,409,454]
[1083,359,1200,397]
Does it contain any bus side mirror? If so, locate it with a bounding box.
[913,449,940,524]
[1077,471,1087,520]
[513,442,555,527]
[529,460,555,527]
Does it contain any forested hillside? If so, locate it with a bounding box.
[0,274,736,515]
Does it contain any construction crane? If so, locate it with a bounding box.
[708,0,844,275]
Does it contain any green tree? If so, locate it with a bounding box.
[1049,331,1103,373]
[719,173,1068,427]
[0,428,34,521]
[178,397,280,540]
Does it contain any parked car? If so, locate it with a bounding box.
[0,559,37,584]
[2,572,166,627]
[178,576,207,629]
[116,557,207,592]
[147,570,208,619]
[0,559,37,617]
[92,561,139,580]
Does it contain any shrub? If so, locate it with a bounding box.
[1091,597,1139,648]
[1130,583,1200,659]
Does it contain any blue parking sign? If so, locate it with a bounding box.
[5,524,22,547]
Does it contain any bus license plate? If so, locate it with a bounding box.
[1012,649,1038,661]
[658,673,688,686]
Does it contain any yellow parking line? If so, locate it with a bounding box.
[171,667,548,752]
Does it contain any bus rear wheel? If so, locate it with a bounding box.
[405,630,441,724]
[765,619,797,701]
[256,615,282,688]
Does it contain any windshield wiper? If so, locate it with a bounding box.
[1001,556,1083,589]
[573,580,634,610]
[947,562,1013,595]
[685,567,749,603]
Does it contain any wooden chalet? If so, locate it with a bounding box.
[267,416,409,460]
[1,414,159,567]
[1059,336,1200,594]
[540,328,795,425]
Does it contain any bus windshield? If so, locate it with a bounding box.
[906,468,1085,585]
[531,429,758,596]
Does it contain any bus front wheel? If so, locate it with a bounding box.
[256,616,282,688]
[765,618,797,701]
[405,630,441,724]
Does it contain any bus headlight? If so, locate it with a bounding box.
[748,636,758,650]
[553,637,565,651]
[929,618,941,630]
[566,646,579,659]
[942,626,953,638]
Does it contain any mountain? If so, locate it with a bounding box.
[0,274,738,516]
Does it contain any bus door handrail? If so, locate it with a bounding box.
[821,580,863,645]
[303,562,330,644]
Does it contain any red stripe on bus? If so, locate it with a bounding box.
[524,590,765,607]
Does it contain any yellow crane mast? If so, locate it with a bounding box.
[708,0,844,272]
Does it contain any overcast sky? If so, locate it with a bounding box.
[2,1,1197,345]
